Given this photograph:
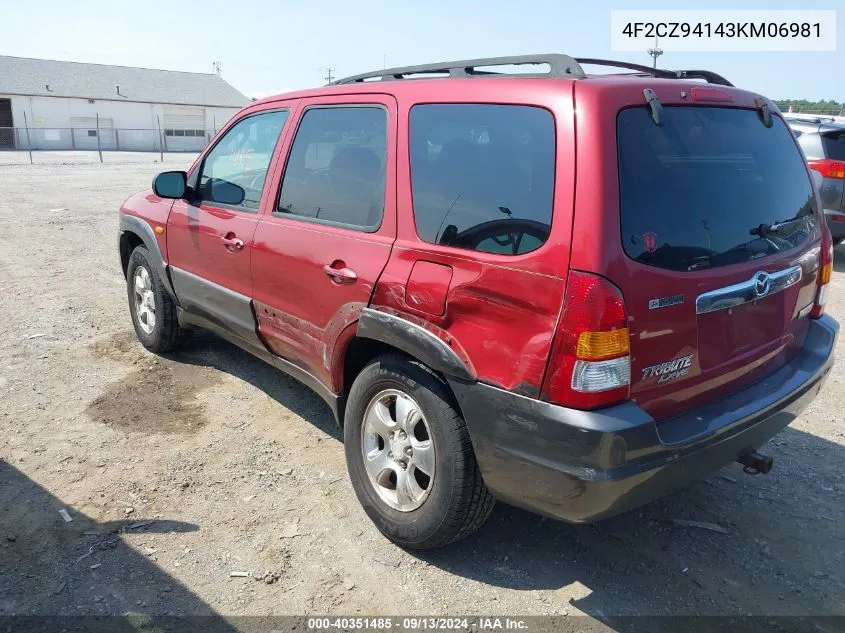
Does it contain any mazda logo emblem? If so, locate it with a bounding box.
[753,271,771,297]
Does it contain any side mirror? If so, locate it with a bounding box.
[152,171,187,199]
[207,179,246,206]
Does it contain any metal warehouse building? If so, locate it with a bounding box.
[0,56,249,152]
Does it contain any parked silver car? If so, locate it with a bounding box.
[786,114,845,245]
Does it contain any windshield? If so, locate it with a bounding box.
[618,106,816,272]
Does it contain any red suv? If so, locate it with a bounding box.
[118,55,838,549]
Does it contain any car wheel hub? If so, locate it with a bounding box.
[361,389,435,512]
[133,266,156,335]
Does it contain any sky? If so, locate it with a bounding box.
[2,0,843,101]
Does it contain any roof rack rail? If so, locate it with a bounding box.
[331,54,733,87]
[576,58,733,86]
[331,54,586,85]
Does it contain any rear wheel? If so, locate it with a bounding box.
[126,246,189,353]
[344,354,494,549]
[833,237,844,247]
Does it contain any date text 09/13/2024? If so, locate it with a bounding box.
[307,617,529,630]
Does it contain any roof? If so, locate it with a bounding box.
[250,56,739,108]
[0,56,249,108]
[251,74,757,112]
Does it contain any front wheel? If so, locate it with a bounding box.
[126,246,189,353]
[344,354,494,549]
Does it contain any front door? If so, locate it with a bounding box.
[166,108,291,345]
[252,96,397,390]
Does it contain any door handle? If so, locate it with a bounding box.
[221,235,244,251]
[323,262,358,284]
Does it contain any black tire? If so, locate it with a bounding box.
[126,246,189,353]
[344,354,494,549]
[833,237,844,247]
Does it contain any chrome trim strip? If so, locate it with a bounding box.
[695,265,803,315]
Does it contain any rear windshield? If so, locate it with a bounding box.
[618,107,815,272]
[821,130,845,160]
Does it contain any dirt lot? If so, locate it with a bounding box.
[1,153,844,630]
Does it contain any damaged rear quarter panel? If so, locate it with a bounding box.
[371,248,567,395]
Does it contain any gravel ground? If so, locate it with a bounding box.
[1,154,844,630]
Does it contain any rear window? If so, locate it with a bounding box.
[409,104,555,256]
[821,130,845,160]
[618,107,816,272]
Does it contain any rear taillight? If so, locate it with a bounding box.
[809,158,845,180]
[811,227,833,319]
[541,271,631,409]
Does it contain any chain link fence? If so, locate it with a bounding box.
[0,126,220,156]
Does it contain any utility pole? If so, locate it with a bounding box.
[323,67,335,84]
[213,61,222,76]
[647,35,663,69]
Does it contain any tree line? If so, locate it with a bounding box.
[773,99,845,115]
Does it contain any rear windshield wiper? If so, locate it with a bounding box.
[749,216,808,238]
[687,257,711,271]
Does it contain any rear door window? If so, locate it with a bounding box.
[276,106,387,231]
[409,104,555,255]
[618,107,815,272]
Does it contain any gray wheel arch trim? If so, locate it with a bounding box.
[356,308,475,382]
[119,214,176,299]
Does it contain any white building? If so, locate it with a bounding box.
[0,56,249,152]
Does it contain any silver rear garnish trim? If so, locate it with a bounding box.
[695,265,802,315]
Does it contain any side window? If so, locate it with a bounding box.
[197,110,288,211]
[409,104,555,255]
[276,107,387,231]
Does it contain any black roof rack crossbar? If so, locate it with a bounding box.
[576,58,676,79]
[577,59,734,86]
[332,54,586,85]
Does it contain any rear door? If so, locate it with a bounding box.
[576,91,822,422]
[251,95,397,390]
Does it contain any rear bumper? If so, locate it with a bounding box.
[449,314,838,523]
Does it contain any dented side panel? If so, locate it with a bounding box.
[371,249,566,394]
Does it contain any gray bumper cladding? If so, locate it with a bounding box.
[449,314,838,523]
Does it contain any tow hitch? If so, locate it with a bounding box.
[737,450,773,475]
